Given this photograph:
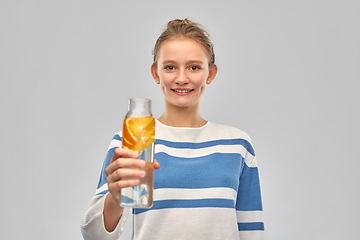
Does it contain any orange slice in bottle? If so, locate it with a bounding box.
[122,116,155,153]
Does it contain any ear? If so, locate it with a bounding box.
[206,64,218,84]
[151,64,160,84]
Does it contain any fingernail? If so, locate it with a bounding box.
[139,171,146,177]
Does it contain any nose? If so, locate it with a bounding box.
[175,68,189,85]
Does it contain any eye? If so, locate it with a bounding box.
[165,65,175,71]
[189,65,200,71]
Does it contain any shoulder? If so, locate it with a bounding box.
[206,122,256,157]
[106,131,123,149]
[207,122,252,143]
[112,130,122,141]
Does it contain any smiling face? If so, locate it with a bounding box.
[151,38,217,110]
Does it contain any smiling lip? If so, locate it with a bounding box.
[172,88,194,95]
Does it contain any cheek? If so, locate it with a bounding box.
[195,74,208,88]
[161,84,167,92]
[160,81,171,94]
[159,73,170,84]
[159,74,175,90]
[199,84,206,93]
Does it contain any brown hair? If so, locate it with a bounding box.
[152,19,215,69]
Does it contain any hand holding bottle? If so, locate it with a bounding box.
[105,147,160,204]
[103,147,160,232]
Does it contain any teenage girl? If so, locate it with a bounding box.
[81,19,264,240]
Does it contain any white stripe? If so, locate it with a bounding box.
[95,183,108,195]
[156,121,252,144]
[239,230,264,239]
[245,155,257,167]
[155,144,248,158]
[134,208,240,239]
[108,132,256,167]
[108,138,122,150]
[236,210,263,223]
[155,144,256,167]
[154,187,237,201]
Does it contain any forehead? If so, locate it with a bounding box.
[157,38,208,62]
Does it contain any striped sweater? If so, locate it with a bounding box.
[81,120,264,240]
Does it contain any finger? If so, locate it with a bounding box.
[108,178,141,199]
[105,157,146,176]
[108,170,144,193]
[154,159,160,170]
[110,147,138,163]
[108,178,140,193]
[107,168,146,184]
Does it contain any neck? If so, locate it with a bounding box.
[158,102,207,128]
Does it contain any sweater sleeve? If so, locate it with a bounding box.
[236,149,264,240]
[80,193,130,240]
[81,133,129,240]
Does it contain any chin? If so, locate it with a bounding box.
[173,99,199,108]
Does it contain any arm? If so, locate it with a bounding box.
[103,147,145,231]
[81,135,160,239]
[236,154,264,240]
[80,136,132,240]
[81,193,130,240]
[103,189,124,231]
[104,147,160,230]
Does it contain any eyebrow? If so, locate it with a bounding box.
[161,60,176,65]
[187,60,204,65]
[160,60,205,65]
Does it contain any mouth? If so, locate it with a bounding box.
[172,89,194,94]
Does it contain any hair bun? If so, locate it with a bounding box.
[167,18,194,28]
[153,18,215,68]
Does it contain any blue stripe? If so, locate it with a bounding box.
[155,138,255,156]
[96,189,109,195]
[236,164,263,211]
[238,222,264,231]
[113,134,122,141]
[134,198,235,215]
[111,135,253,155]
[96,135,251,191]
[96,146,118,189]
[154,152,242,191]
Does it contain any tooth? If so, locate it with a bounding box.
[175,89,191,93]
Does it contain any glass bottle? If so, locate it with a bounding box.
[120,98,155,208]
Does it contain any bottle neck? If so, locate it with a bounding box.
[126,98,152,117]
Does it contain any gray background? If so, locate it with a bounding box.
[1,0,359,239]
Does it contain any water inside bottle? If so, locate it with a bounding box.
[121,115,155,208]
